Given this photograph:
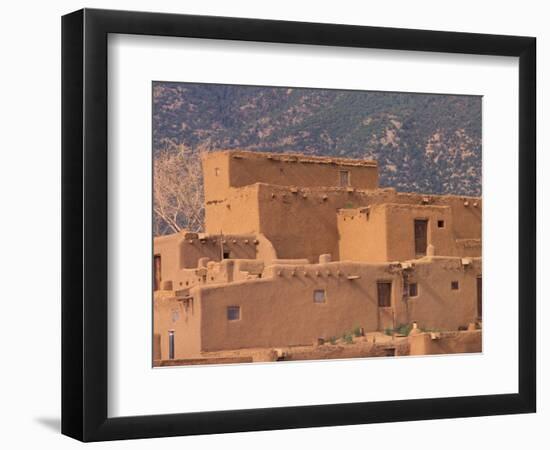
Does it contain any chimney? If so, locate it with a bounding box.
[198,257,210,268]
[319,254,332,264]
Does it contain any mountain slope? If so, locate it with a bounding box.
[153,82,482,196]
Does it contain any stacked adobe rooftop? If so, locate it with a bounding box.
[201,150,481,263]
[153,150,482,362]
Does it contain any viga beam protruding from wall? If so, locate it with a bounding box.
[153,257,481,359]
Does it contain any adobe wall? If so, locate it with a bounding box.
[205,181,481,263]
[180,233,258,268]
[406,257,481,331]
[201,151,231,203]
[202,150,379,202]
[256,184,373,262]
[153,233,181,290]
[154,257,481,356]
[385,203,455,260]
[204,183,261,235]
[153,292,202,360]
[195,258,480,352]
[153,231,275,291]
[338,200,481,262]
[197,261,397,352]
[409,330,482,355]
[392,193,481,243]
[337,206,388,262]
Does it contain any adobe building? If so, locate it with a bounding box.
[153,150,482,362]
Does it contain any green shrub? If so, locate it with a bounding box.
[342,333,354,344]
[352,326,363,337]
[420,327,441,333]
[395,323,413,336]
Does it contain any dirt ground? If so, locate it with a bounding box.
[155,332,411,366]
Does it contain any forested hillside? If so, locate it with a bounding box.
[153,82,482,197]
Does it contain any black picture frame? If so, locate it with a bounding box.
[62,8,536,442]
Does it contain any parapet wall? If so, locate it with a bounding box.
[409,330,482,355]
[197,261,390,352]
[338,201,481,262]
[153,293,202,359]
[406,257,481,330]
[194,257,481,353]
[153,230,277,291]
[202,150,379,202]
[201,151,481,264]
[153,256,481,358]
[257,185,481,263]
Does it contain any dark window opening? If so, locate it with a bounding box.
[451,281,459,290]
[227,306,240,321]
[223,250,230,259]
[437,220,445,228]
[339,170,350,187]
[409,283,418,297]
[377,281,392,307]
[313,289,326,303]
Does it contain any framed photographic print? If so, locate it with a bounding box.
[61,8,536,442]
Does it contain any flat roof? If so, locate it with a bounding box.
[204,149,378,168]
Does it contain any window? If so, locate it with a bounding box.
[168,330,175,360]
[409,282,418,297]
[227,306,240,321]
[437,220,445,228]
[313,289,326,303]
[377,281,392,307]
[339,170,350,187]
[223,250,230,259]
[451,281,459,290]
[214,167,220,176]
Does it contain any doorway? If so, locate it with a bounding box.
[377,281,394,331]
[153,255,161,291]
[414,219,428,257]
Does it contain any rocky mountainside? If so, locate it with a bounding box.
[153,82,482,196]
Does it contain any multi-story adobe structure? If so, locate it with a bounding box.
[153,150,482,361]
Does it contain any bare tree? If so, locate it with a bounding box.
[153,143,207,236]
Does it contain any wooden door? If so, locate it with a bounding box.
[153,255,161,291]
[377,281,394,331]
[414,219,428,256]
